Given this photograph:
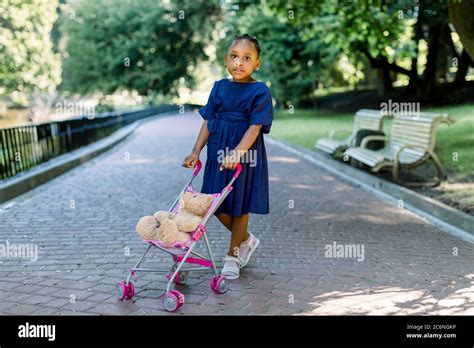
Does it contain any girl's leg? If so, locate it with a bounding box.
[217,213,233,232]
[228,214,250,257]
[217,212,250,245]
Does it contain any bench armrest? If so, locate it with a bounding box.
[395,144,428,163]
[441,116,455,126]
[396,144,427,154]
[329,129,352,140]
[393,144,444,185]
[360,135,387,149]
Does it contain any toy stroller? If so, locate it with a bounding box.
[116,160,242,312]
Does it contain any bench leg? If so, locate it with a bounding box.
[393,149,445,187]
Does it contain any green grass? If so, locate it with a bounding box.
[270,109,355,149]
[271,104,474,180]
[431,104,474,180]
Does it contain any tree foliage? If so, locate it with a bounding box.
[0,0,61,104]
[269,0,471,99]
[449,0,474,61]
[216,3,340,107]
[60,0,220,96]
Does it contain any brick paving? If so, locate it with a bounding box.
[0,111,473,315]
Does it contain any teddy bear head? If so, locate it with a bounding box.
[180,192,213,217]
[136,215,159,240]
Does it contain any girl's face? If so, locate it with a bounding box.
[224,39,260,82]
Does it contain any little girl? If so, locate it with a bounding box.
[182,34,273,280]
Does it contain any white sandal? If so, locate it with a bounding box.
[222,255,240,280]
[239,233,260,269]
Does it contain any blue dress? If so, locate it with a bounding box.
[199,78,273,217]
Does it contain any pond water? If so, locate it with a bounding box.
[0,109,34,129]
[0,108,83,129]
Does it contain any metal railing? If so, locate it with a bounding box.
[0,104,195,180]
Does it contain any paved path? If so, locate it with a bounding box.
[0,112,473,315]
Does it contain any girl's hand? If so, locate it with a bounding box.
[182,151,199,169]
[219,150,240,171]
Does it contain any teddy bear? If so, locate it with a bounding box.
[171,210,202,232]
[135,213,190,244]
[135,191,214,244]
[180,191,214,217]
[154,212,190,244]
[135,215,160,241]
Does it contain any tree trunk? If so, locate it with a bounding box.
[409,0,424,86]
[454,49,473,85]
[422,24,442,100]
[311,80,318,109]
[408,2,424,99]
[436,23,453,81]
[449,0,474,61]
[380,65,394,92]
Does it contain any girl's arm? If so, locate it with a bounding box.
[220,125,262,170]
[192,120,210,154]
[182,120,210,168]
[234,125,262,156]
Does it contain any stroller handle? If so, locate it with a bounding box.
[233,163,242,179]
[193,160,242,179]
[193,160,203,177]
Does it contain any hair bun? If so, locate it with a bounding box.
[228,34,261,56]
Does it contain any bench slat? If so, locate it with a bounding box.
[316,109,389,155]
[356,120,382,130]
[391,125,432,136]
[316,139,346,153]
[391,134,431,147]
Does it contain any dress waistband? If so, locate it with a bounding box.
[208,111,248,134]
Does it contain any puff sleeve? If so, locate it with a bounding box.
[249,86,274,134]
[199,81,219,121]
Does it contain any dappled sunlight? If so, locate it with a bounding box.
[106,155,182,166]
[302,286,427,315]
[311,214,339,220]
[319,212,420,226]
[357,214,395,224]
[299,274,474,315]
[439,182,474,190]
[288,183,316,190]
[330,182,353,191]
[283,195,427,227]
[124,158,157,164]
[268,156,301,164]
[320,175,336,181]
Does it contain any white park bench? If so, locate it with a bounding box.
[315,109,389,155]
[344,112,455,186]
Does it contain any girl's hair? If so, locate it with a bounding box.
[228,33,261,57]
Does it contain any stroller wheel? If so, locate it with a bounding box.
[170,290,185,309]
[174,271,188,285]
[163,291,183,312]
[116,281,128,301]
[210,275,229,294]
[127,281,135,299]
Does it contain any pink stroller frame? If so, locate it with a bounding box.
[116,160,242,312]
